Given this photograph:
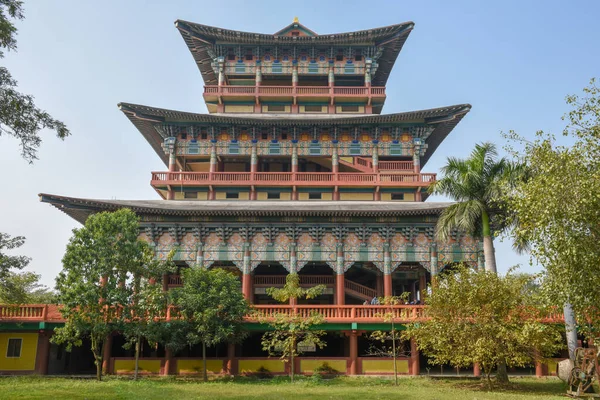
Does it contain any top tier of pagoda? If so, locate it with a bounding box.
[175,18,414,115]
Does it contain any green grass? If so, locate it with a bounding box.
[0,376,568,400]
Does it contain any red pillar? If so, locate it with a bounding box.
[336,273,345,305]
[375,273,383,297]
[102,333,113,375]
[410,338,420,375]
[242,273,253,303]
[349,331,358,375]
[35,331,50,375]
[383,273,392,298]
[473,363,481,377]
[162,273,169,292]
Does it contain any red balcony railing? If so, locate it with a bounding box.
[203,85,386,98]
[151,171,436,188]
[0,304,566,324]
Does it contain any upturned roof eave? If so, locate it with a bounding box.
[39,193,452,225]
[174,20,414,87]
[117,102,471,168]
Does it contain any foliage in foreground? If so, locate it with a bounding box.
[171,267,249,381]
[260,273,327,382]
[429,142,525,274]
[52,209,166,381]
[404,266,563,387]
[0,0,70,163]
[505,78,600,340]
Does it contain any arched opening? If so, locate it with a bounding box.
[253,262,288,304]
[297,261,334,305]
[391,263,428,304]
[345,262,380,305]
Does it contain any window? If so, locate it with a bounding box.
[180,133,187,140]
[308,193,322,200]
[245,54,253,61]
[304,105,323,113]
[184,192,198,199]
[391,193,405,201]
[292,31,299,37]
[227,54,236,61]
[261,133,269,140]
[281,133,288,140]
[6,338,22,358]
[226,192,239,199]
[201,132,208,140]
[336,54,344,61]
[341,105,360,113]
[355,55,363,61]
[267,192,280,199]
[267,105,286,112]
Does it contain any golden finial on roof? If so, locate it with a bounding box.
[293,16,299,24]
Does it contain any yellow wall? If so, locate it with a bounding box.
[177,359,224,375]
[404,193,415,201]
[361,359,409,374]
[114,359,161,375]
[322,193,333,200]
[197,192,208,200]
[340,193,373,201]
[224,105,254,113]
[299,359,346,373]
[0,333,38,371]
[239,359,285,373]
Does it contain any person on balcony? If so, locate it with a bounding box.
[370,296,380,305]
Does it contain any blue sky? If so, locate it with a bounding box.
[1,0,598,287]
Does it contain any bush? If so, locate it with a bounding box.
[244,366,272,379]
[313,362,339,378]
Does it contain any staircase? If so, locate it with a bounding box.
[344,279,377,302]
[338,157,373,173]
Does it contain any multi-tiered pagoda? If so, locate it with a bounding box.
[2,19,489,377]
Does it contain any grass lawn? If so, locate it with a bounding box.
[0,376,568,400]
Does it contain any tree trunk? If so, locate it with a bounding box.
[480,210,497,274]
[134,337,140,381]
[290,335,295,383]
[496,360,509,384]
[392,325,398,386]
[202,341,208,382]
[564,303,578,361]
[94,337,104,381]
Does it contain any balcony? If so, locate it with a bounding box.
[0,304,566,325]
[151,171,436,190]
[203,85,386,105]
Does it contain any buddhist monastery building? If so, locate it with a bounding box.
[0,18,564,377]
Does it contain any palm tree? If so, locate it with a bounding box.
[429,142,522,274]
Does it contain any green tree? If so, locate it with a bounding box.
[52,209,150,381]
[0,0,69,163]
[403,265,563,389]
[0,232,30,295]
[259,273,327,382]
[0,271,55,304]
[367,294,410,386]
[505,78,600,342]
[171,267,249,382]
[429,142,523,274]
[120,249,173,380]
